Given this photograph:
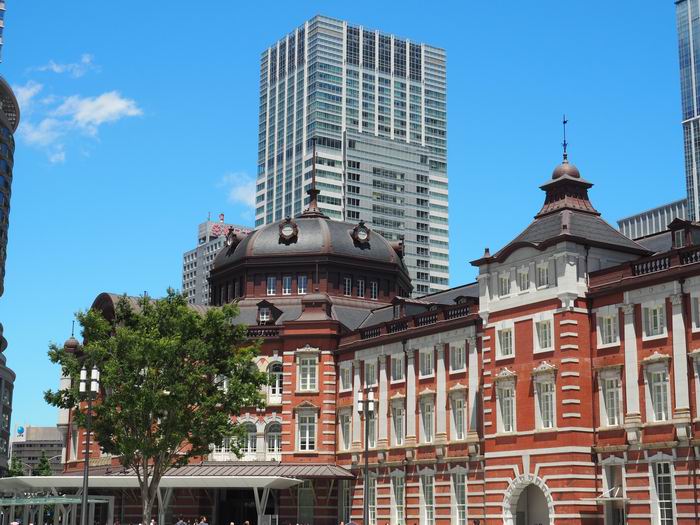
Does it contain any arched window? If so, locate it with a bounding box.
[242,423,257,459]
[269,363,283,404]
[266,422,282,459]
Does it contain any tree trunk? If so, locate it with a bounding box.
[141,480,153,525]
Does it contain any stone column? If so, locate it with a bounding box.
[352,359,362,450]
[435,343,447,445]
[405,348,417,448]
[466,335,479,435]
[622,304,642,443]
[377,354,389,448]
[671,293,691,438]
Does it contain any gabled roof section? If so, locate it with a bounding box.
[472,156,652,266]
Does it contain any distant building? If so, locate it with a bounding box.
[617,198,687,239]
[182,215,252,305]
[9,425,63,475]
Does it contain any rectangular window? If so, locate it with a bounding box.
[340,365,352,391]
[497,328,514,358]
[498,273,511,296]
[602,376,621,426]
[655,462,674,525]
[673,229,684,248]
[650,368,670,421]
[421,399,434,443]
[452,396,466,440]
[367,410,376,448]
[370,281,378,300]
[454,473,467,525]
[298,275,308,294]
[644,303,666,337]
[357,279,365,297]
[391,354,405,381]
[450,343,466,372]
[344,277,352,296]
[367,476,377,525]
[339,412,351,450]
[258,307,271,323]
[393,475,405,525]
[267,276,277,295]
[537,263,549,287]
[421,475,435,525]
[393,405,405,445]
[299,357,317,391]
[282,275,292,295]
[339,480,352,524]
[517,268,529,291]
[497,385,515,433]
[536,381,555,429]
[419,349,434,377]
[600,315,618,345]
[535,320,553,351]
[298,413,316,451]
[365,361,377,387]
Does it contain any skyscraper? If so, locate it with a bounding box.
[0,0,19,475]
[677,0,700,220]
[256,15,448,295]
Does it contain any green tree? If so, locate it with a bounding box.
[45,289,266,525]
[7,456,24,477]
[33,451,53,476]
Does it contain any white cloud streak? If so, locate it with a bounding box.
[34,54,98,78]
[53,91,142,134]
[219,172,256,209]
[13,81,43,113]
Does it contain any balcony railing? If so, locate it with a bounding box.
[247,326,281,338]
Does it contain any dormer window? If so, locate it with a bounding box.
[673,229,685,248]
[393,303,402,319]
[258,307,271,325]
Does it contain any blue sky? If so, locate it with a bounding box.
[0,1,685,426]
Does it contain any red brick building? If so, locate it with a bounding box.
[6,156,700,525]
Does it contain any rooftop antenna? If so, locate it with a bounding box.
[562,114,569,162]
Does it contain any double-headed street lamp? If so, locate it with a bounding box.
[64,332,99,525]
[357,388,375,525]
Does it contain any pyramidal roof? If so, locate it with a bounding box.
[472,155,652,265]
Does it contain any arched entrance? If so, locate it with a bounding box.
[502,475,554,525]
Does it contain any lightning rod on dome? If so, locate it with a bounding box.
[562,114,569,162]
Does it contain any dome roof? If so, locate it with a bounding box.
[551,156,581,180]
[213,215,408,272]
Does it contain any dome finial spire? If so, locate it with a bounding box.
[561,114,569,162]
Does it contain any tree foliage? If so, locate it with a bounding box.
[33,452,53,476]
[8,456,24,477]
[44,289,266,524]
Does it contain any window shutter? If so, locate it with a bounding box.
[547,258,556,286]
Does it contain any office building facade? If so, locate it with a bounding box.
[256,15,448,295]
[617,198,687,239]
[182,215,251,305]
[9,425,64,475]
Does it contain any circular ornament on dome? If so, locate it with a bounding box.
[278,217,299,244]
[352,220,371,245]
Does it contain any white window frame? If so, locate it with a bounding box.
[420,396,435,444]
[534,377,556,430]
[533,312,554,353]
[449,342,466,373]
[344,277,352,296]
[367,474,377,525]
[298,356,318,392]
[498,271,511,297]
[297,274,308,295]
[452,471,467,525]
[392,401,405,446]
[391,354,405,383]
[420,472,435,525]
[451,393,466,441]
[339,363,353,392]
[691,292,700,332]
[266,275,276,296]
[282,275,292,295]
[596,305,620,347]
[338,410,352,451]
[258,307,271,324]
[365,360,377,387]
[266,422,282,459]
[339,479,352,524]
[419,347,435,378]
[366,409,377,449]
[598,368,622,428]
[391,472,405,525]
[496,381,515,434]
[536,261,549,288]
[357,279,365,298]
[495,320,515,360]
[642,300,667,340]
[297,410,317,451]
[645,361,671,422]
[652,460,675,525]
[517,266,529,292]
[370,281,379,300]
[268,362,283,404]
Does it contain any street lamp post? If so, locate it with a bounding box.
[357,388,374,525]
[64,333,99,525]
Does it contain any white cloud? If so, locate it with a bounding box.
[13,81,43,113]
[48,148,66,164]
[34,54,98,78]
[219,172,256,209]
[19,117,65,147]
[53,91,142,134]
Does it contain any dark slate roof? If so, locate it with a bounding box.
[213,216,408,273]
[635,231,672,254]
[72,462,354,480]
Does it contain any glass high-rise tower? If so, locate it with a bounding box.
[256,15,448,295]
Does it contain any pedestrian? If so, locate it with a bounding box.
[198,517,207,525]
[175,517,186,525]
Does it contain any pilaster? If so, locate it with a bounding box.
[622,303,642,444]
[671,293,691,439]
